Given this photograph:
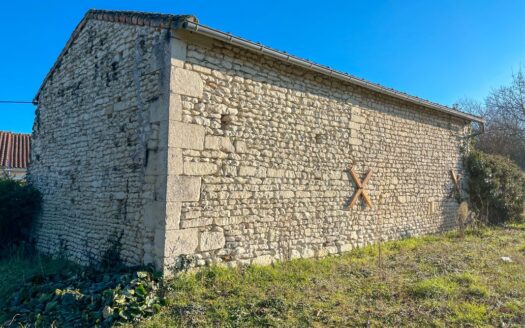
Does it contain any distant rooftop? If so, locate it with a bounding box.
[0,131,31,169]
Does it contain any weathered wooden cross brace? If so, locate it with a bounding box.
[450,170,461,193]
[449,170,462,201]
[348,167,373,208]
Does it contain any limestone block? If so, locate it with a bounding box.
[352,115,366,124]
[181,217,213,228]
[222,164,237,177]
[167,147,183,175]
[144,201,165,229]
[165,201,182,230]
[167,176,201,202]
[235,140,248,153]
[164,228,199,256]
[169,121,205,150]
[204,136,219,150]
[255,167,267,178]
[352,106,362,115]
[154,228,166,258]
[429,201,437,214]
[296,191,310,198]
[326,246,338,254]
[149,99,167,123]
[349,137,362,146]
[290,249,301,259]
[184,162,218,176]
[251,255,274,266]
[339,244,353,253]
[239,166,257,177]
[267,168,285,178]
[301,248,315,259]
[316,248,329,258]
[350,130,360,138]
[142,250,154,267]
[158,121,169,149]
[147,139,159,150]
[199,230,226,251]
[169,93,182,122]
[204,136,235,153]
[171,67,203,98]
[193,65,212,75]
[170,37,186,68]
[349,122,362,130]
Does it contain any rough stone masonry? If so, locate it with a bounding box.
[29,10,484,273]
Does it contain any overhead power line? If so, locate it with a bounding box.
[0,100,36,104]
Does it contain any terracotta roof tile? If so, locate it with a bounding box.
[0,131,31,169]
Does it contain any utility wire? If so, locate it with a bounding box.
[0,100,35,104]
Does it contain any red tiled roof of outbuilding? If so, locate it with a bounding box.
[0,131,31,169]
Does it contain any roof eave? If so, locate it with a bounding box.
[175,20,484,124]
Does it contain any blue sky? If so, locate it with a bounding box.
[1,1,524,133]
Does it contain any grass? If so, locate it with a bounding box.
[2,225,525,327]
[139,226,525,327]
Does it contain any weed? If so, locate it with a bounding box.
[412,277,457,298]
[450,302,488,326]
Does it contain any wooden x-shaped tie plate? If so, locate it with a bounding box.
[450,170,461,201]
[348,167,373,208]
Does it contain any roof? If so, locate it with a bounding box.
[0,132,31,169]
[34,9,484,124]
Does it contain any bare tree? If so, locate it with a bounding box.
[456,68,525,170]
[486,69,525,140]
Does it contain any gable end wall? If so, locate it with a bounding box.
[30,19,171,266]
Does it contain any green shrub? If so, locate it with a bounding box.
[5,267,162,327]
[466,150,525,224]
[0,178,41,252]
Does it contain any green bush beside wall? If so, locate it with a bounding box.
[0,178,41,253]
[466,150,525,224]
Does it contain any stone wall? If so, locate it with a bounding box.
[30,15,469,271]
[162,32,469,268]
[30,18,170,266]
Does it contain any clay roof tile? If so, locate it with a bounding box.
[0,131,31,169]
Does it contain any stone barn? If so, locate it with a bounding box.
[30,10,483,272]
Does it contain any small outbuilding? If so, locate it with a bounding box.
[29,10,483,272]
